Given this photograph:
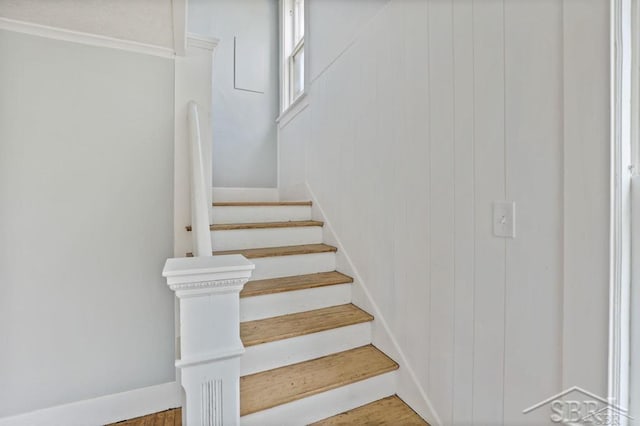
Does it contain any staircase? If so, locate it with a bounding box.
[201,200,428,425]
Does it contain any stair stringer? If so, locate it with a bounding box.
[299,183,442,426]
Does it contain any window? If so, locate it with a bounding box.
[281,0,305,111]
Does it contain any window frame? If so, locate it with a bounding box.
[280,0,307,113]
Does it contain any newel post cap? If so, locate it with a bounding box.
[162,255,254,294]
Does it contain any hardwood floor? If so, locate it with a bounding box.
[107,408,181,426]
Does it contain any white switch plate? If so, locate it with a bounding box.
[493,201,516,238]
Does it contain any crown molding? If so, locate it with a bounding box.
[186,33,220,51]
[0,17,175,59]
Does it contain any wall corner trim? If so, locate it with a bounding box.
[0,17,176,58]
[0,381,181,426]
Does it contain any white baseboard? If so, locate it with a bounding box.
[0,381,181,426]
[212,187,279,202]
[304,183,442,426]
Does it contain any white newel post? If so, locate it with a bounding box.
[163,255,254,426]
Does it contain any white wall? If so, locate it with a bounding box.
[189,0,279,188]
[307,0,389,81]
[279,0,610,424]
[0,30,176,417]
[0,0,174,48]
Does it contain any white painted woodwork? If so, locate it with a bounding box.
[249,253,336,280]
[212,226,323,251]
[307,186,441,425]
[562,0,610,400]
[240,371,397,426]
[0,382,180,426]
[427,3,456,422]
[212,187,279,203]
[471,3,507,423]
[630,176,640,422]
[0,17,175,58]
[188,102,214,257]
[0,0,174,49]
[502,3,564,423]
[278,0,611,424]
[212,205,311,224]
[276,105,309,199]
[450,2,474,423]
[174,37,218,257]
[277,93,310,128]
[610,0,633,416]
[307,0,389,82]
[163,255,255,426]
[240,284,352,322]
[241,322,371,376]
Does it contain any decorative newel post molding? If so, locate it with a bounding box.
[163,255,254,426]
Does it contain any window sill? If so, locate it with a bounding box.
[276,92,309,128]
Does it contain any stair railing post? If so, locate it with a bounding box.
[163,255,254,426]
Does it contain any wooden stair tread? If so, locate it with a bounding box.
[108,408,182,426]
[213,201,312,207]
[241,304,373,347]
[214,244,337,259]
[187,244,337,258]
[186,220,323,232]
[240,345,398,416]
[309,395,429,426]
[241,271,353,298]
[214,220,322,231]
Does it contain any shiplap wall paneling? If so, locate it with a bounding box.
[451,1,475,424]
[503,1,563,424]
[471,2,507,423]
[277,0,611,423]
[427,2,455,425]
[397,0,431,392]
[562,0,610,397]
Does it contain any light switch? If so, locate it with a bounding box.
[493,201,516,238]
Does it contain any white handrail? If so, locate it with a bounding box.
[187,101,213,257]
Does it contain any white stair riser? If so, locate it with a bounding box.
[240,371,397,426]
[240,284,352,321]
[241,322,371,376]
[212,206,311,224]
[249,253,336,280]
[212,227,323,251]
